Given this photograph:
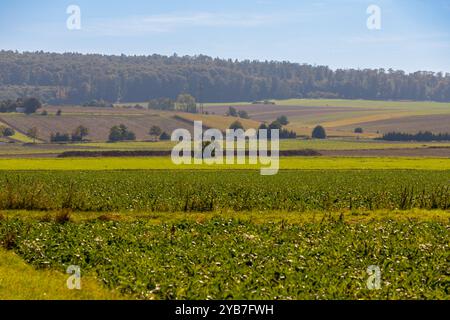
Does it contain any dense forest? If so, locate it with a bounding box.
[0,51,450,104]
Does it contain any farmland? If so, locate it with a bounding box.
[0,170,448,212]
[205,99,450,136]
[0,169,449,300]
[1,214,448,300]
[0,157,449,171]
[0,98,449,300]
[2,99,450,146]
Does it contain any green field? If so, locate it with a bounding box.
[1,211,448,299]
[0,168,449,300]
[0,170,448,212]
[0,157,449,171]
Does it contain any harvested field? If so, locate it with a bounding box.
[337,114,450,134]
[0,113,191,142]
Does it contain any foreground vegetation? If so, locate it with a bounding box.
[0,212,448,299]
[0,170,448,212]
[0,168,448,300]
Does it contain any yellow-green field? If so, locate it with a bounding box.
[0,157,449,171]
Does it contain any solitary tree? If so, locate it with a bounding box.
[109,126,122,142]
[149,125,163,140]
[312,125,327,139]
[227,107,238,117]
[229,120,244,130]
[159,132,171,140]
[27,127,39,143]
[23,97,42,114]
[277,115,289,125]
[72,125,89,141]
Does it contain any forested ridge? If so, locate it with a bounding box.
[1,50,450,104]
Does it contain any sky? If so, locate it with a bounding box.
[0,0,449,73]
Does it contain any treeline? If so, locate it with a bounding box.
[381,131,450,141]
[1,51,450,104]
[0,97,41,113]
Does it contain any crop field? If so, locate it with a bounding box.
[205,99,450,135]
[0,112,191,142]
[0,170,448,212]
[0,214,448,300]
[0,168,448,300]
[0,157,449,171]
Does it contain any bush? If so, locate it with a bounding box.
[354,127,363,134]
[3,127,15,137]
[159,132,171,140]
[229,120,244,130]
[0,126,15,137]
[312,125,327,139]
[51,132,70,142]
[238,110,250,119]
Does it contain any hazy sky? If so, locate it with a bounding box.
[1,0,449,72]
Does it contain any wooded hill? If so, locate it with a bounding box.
[1,51,450,104]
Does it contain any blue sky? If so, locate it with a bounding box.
[1,0,449,72]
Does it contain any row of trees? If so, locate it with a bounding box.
[381,131,450,141]
[0,97,42,114]
[226,107,250,119]
[148,94,198,113]
[228,116,297,139]
[109,124,171,142]
[50,126,89,142]
[1,51,450,104]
